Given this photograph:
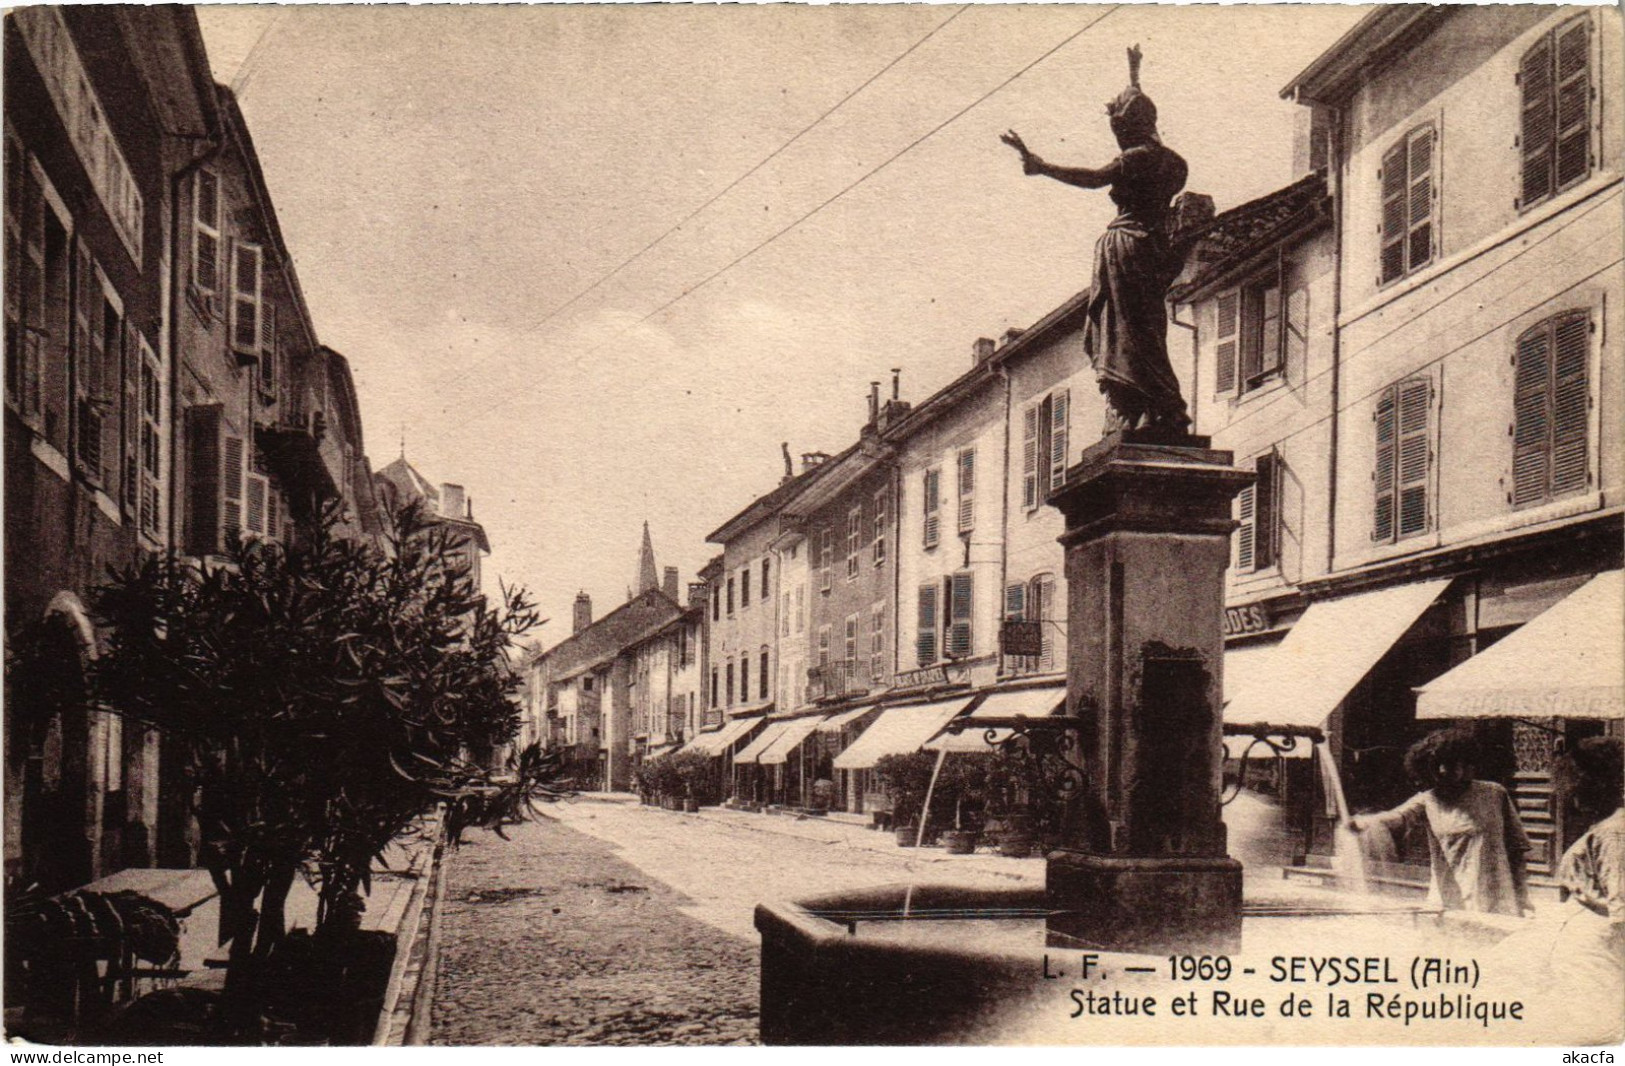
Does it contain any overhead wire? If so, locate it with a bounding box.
[445,5,1122,435]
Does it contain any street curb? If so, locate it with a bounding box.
[371,816,446,1046]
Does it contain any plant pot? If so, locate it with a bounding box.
[997,834,1034,858]
[894,826,920,847]
[942,829,979,855]
[682,798,698,813]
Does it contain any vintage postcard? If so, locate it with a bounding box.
[3,1,1621,1054]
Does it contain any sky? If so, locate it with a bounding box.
[194,3,1371,652]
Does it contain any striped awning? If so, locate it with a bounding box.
[757,716,828,765]
[832,697,977,771]
[733,720,794,765]
[1416,570,1622,720]
[680,716,759,757]
[816,705,875,733]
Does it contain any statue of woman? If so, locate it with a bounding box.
[1003,46,1193,433]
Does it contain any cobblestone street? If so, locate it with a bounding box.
[429,796,1044,1045]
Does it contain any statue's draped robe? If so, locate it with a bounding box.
[1083,143,1190,427]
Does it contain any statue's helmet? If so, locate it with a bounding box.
[1106,85,1158,146]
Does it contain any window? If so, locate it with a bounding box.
[1217,271,1309,396]
[1373,377,1433,542]
[727,576,735,615]
[872,488,888,565]
[1022,390,1070,509]
[870,602,887,682]
[915,585,940,667]
[4,131,45,426]
[1234,452,1282,571]
[1511,311,1590,508]
[844,614,859,668]
[945,572,974,658]
[1520,16,1592,209]
[739,656,749,704]
[710,667,719,708]
[957,448,976,533]
[819,529,833,592]
[922,467,941,548]
[726,661,735,706]
[712,587,720,622]
[795,585,805,633]
[192,168,221,296]
[741,565,750,608]
[583,675,594,693]
[759,648,769,700]
[818,625,831,668]
[846,506,862,578]
[1028,573,1056,672]
[1378,124,1436,285]
[761,557,770,595]
[72,246,114,482]
[185,404,246,555]
[229,240,263,361]
[782,592,791,637]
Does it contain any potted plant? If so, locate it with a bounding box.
[875,752,937,848]
[935,756,988,855]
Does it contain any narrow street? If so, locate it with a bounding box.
[429,796,1043,1045]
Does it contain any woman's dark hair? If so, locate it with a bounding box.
[1562,736,1624,815]
[1403,728,1479,790]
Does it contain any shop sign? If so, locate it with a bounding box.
[893,664,951,690]
[1000,621,1044,657]
[1221,602,1272,637]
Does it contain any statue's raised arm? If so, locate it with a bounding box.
[1001,44,1200,435]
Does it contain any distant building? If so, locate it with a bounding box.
[374,454,490,588]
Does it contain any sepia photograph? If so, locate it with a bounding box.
[2,0,1621,1051]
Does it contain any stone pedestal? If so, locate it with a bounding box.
[1044,429,1253,952]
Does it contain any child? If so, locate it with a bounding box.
[1349,728,1530,916]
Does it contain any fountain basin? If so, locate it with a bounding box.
[756,880,1529,1045]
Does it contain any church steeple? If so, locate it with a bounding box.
[635,521,659,597]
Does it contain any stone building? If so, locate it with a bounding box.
[1191,4,1622,887]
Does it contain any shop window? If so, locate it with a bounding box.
[1511,310,1590,508]
[1519,16,1592,210]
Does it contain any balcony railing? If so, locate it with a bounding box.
[807,660,865,702]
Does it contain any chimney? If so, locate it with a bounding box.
[972,337,996,365]
[867,381,881,425]
[781,442,793,482]
[573,591,592,634]
[891,368,901,401]
[1001,327,1026,347]
[687,581,707,609]
[663,567,680,602]
[801,452,829,473]
[440,483,467,519]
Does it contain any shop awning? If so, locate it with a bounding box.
[734,720,795,765]
[681,716,759,757]
[924,686,1066,753]
[1223,578,1452,731]
[757,716,828,765]
[644,742,680,761]
[1416,570,1622,720]
[816,705,875,733]
[1223,641,1281,705]
[832,697,977,771]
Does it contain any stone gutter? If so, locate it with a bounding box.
[371,814,450,1046]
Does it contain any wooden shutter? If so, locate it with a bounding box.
[1553,18,1591,191]
[1406,127,1435,274]
[1049,389,1069,493]
[923,468,940,548]
[229,241,262,359]
[1254,452,1278,569]
[1396,379,1432,537]
[1234,482,1256,571]
[1512,323,1554,507]
[1373,386,1398,541]
[844,614,858,666]
[1379,140,1409,284]
[246,473,268,536]
[1004,582,1026,621]
[267,486,280,544]
[870,605,886,681]
[819,530,832,592]
[760,648,769,700]
[1215,291,1239,393]
[193,169,221,293]
[818,626,831,667]
[1032,575,1055,671]
[1258,283,1283,378]
[1022,405,1039,508]
[915,585,939,666]
[259,302,278,397]
[121,320,138,513]
[847,508,860,578]
[872,489,887,565]
[957,447,975,533]
[1550,312,1589,496]
[1520,32,1556,206]
[1284,286,1310,371]
[946,573,974,657]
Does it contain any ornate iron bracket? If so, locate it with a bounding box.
[1219,722,1323,805]
[942,714,1087,800]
